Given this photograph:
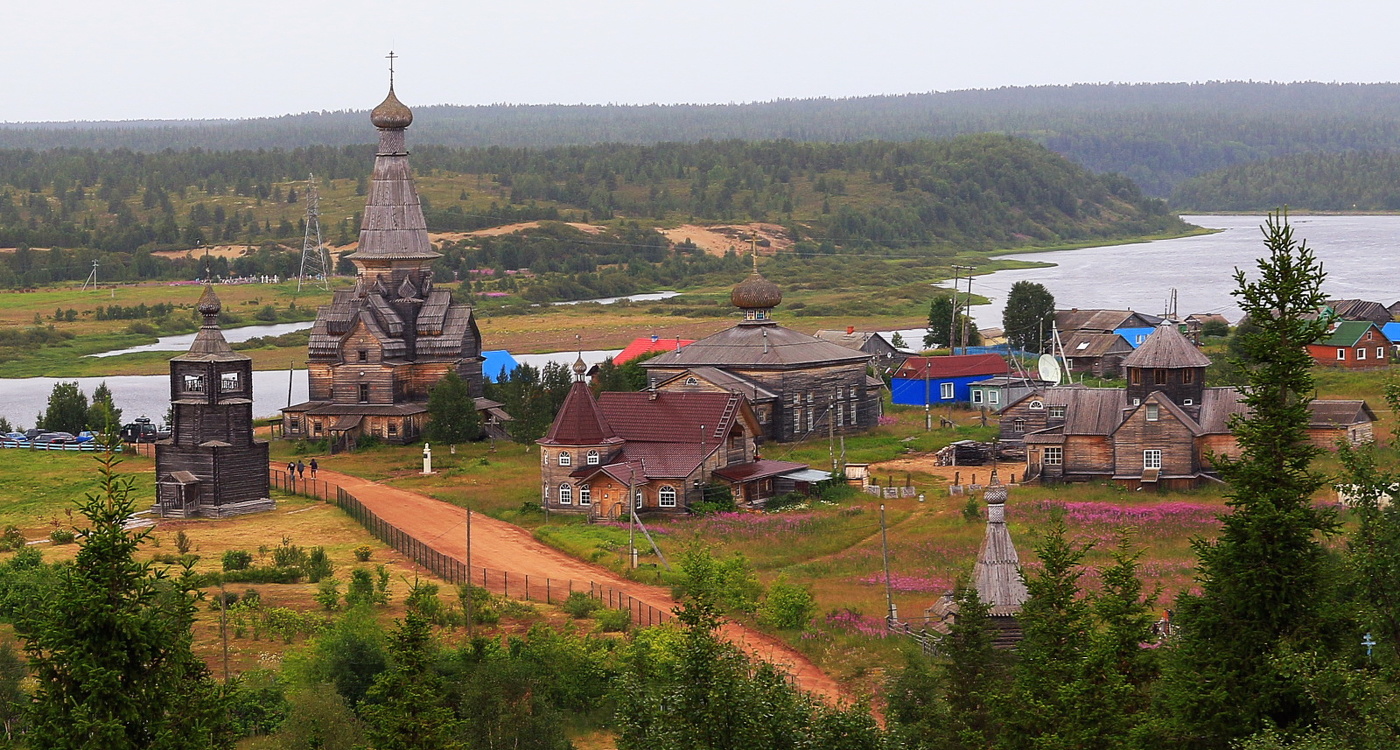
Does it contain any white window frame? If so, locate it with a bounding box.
[1049,405,1066,418]
[586,450,599,466]
[558,451,571,467]
[1357,347,1367,361]
[658,485,677,508]
[579,484,591,506]
[558,483,572,505]
[1043,446,1063,466]
[1144,449,1162,470]
[940,382,955,400]
[972,389,983,404]
[1380,347,1388,360]
[1029,400,1045,410]
[635,488,644,509]
[1012,418,1025,433]
[989,390,999,404]
[1337,348,1347,360]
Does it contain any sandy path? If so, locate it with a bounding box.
[302,465,852,706]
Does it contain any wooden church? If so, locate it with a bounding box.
[155,286,273,517]
[281,79,498,447]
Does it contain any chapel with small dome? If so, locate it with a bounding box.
[281,71,508,448]
[641,259,882,442]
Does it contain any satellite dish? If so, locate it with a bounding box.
[1037,353,1062,385]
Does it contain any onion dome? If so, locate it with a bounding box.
[730,271,782,310]
[396,276,420,301]
[572,355,587,380]
[370,87,413,130]
[196,284,221,317]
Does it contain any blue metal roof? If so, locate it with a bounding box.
[481,350,518,382]
[1115,327,1156,348]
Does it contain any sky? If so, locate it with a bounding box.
[9,0,1400,123]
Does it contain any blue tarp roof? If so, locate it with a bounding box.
[1382,322,1400,344]
[481,350,518,382]
[1115,327,1156,348]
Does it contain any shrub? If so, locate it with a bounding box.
[174,530,193,555]
[222,549,254,571]
[405,581,446,624]
[352,545,372,562]
[0,527,24,552]
[315,579,342,612]
[210,590,239,611]
[254,305,279,322]
[962,495,982,522]
[757,576,817,630]
[48,529,75,545]
[222,567,303,584]
[763,492,809,513]
[346,569,376,608]
[241,588,261,608]
[594,608,631,633]
[562,591,602,619]
[272,540,307,570]
[304,547,333,583]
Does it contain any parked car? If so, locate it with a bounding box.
[120,418,167,443]
[33,432,78,446]
[75,431,97,444]
[23,428,45,441]
[0,432,28,448]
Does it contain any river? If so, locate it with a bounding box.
[955,214,1400,329]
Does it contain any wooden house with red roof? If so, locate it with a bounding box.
[1000,323,1375,490]
[538,359,811,515]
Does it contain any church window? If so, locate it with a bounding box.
[182,374,205,393]
[559,451,572,467]
[586,450,599,465]
[358,383,370,403]
[358,350,368,362]
[1043,446,1062,465]
[1146,404,1160,421]
[579,484,591,505]
[1143,450,1162,470]
[659,485,677,508]
[220,371,240,392]
[558,484,572,505]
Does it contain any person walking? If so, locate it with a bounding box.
[309,458,319,479]
[286,461,296,487]
[296,460,306,480]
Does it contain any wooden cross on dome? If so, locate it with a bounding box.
[749,233,759,271]
[386,51,398,88]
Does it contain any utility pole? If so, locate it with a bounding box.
[828,395,836,472]
[947,266,960,354]
[81,259,98,291]
[964,270,975,350]
[298,173,329,292]
[880,504,897,624]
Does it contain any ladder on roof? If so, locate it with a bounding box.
[716,395,740,438]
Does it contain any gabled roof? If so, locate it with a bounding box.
[1122,324,1211,369]
[539,381,622,447]
[598,391,754,443]
[614,337,693,365]
[1113,393,1206,438]
[1063,331,1134,358]
[813,330,896,354]
[172,286,246,363]
[1318,320,1387,347]
[1057,309,1164,333]
[1326,299,1393,325]
[894,354,1009,380]
[1308,400,1377,428]
[1195,387,1249,434]
[654,367,780,401]
[641,323,869,369]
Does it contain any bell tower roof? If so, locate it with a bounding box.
[173,286,245,362]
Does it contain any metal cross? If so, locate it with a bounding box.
[386,51,398,87]
[1363,632,1377,661]
[750,234,759,271]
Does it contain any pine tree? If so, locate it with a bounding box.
[426,371,480,444]
[1159,213,1336,748]
[362,612,462,750]
[18,450,232,749]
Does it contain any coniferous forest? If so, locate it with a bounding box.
[1173,150,1400,211]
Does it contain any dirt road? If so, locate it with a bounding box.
[307,466,853,705]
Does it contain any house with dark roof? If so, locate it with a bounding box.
[1307,321,1393,369]
[1062,331,1135,377]
[281,82,505,446]
[538,359,813,515]
[814,328,902,366]
[642,264,882,442]
[890,354,1010,406]
[1056,308,1164,334]
[1326,299,1394,326]
[1000,323,1375,490]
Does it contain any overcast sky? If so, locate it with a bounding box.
[9,0,1400,123]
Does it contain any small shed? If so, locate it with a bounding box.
[1306,400,1377,448]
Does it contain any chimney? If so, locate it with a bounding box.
[847,325,855,334]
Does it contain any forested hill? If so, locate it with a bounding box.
[1172,150,1400,211]
[0,135,1184,290]
[7,82,1400,196]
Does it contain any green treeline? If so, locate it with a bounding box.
[0,135,1183,291]
[7,82,1400,196]
[1173,149,1400,211]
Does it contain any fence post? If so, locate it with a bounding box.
[546,578,551,604]
[504,571,509,598]
[525,575,530,601]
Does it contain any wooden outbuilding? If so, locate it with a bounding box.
[1061,331,1135,378]
[155,286,272,517]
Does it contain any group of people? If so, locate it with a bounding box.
[285,458,318,482]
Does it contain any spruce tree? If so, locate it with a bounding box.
[426,371,480,444]
[18,450,232,749]
[1159,213,1335,748]
[362,612,461,750]
[1002,281,1056,353]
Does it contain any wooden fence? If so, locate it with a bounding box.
[268,469,669,627]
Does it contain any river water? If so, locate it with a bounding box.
[5,215,1395,426]
[958,214,1400,328]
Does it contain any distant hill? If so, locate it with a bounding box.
[8,82,1400,196]
[1172,150,1400,211]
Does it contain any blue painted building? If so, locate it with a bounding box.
[890,354,1010,406]
[1115,327,1156,348]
